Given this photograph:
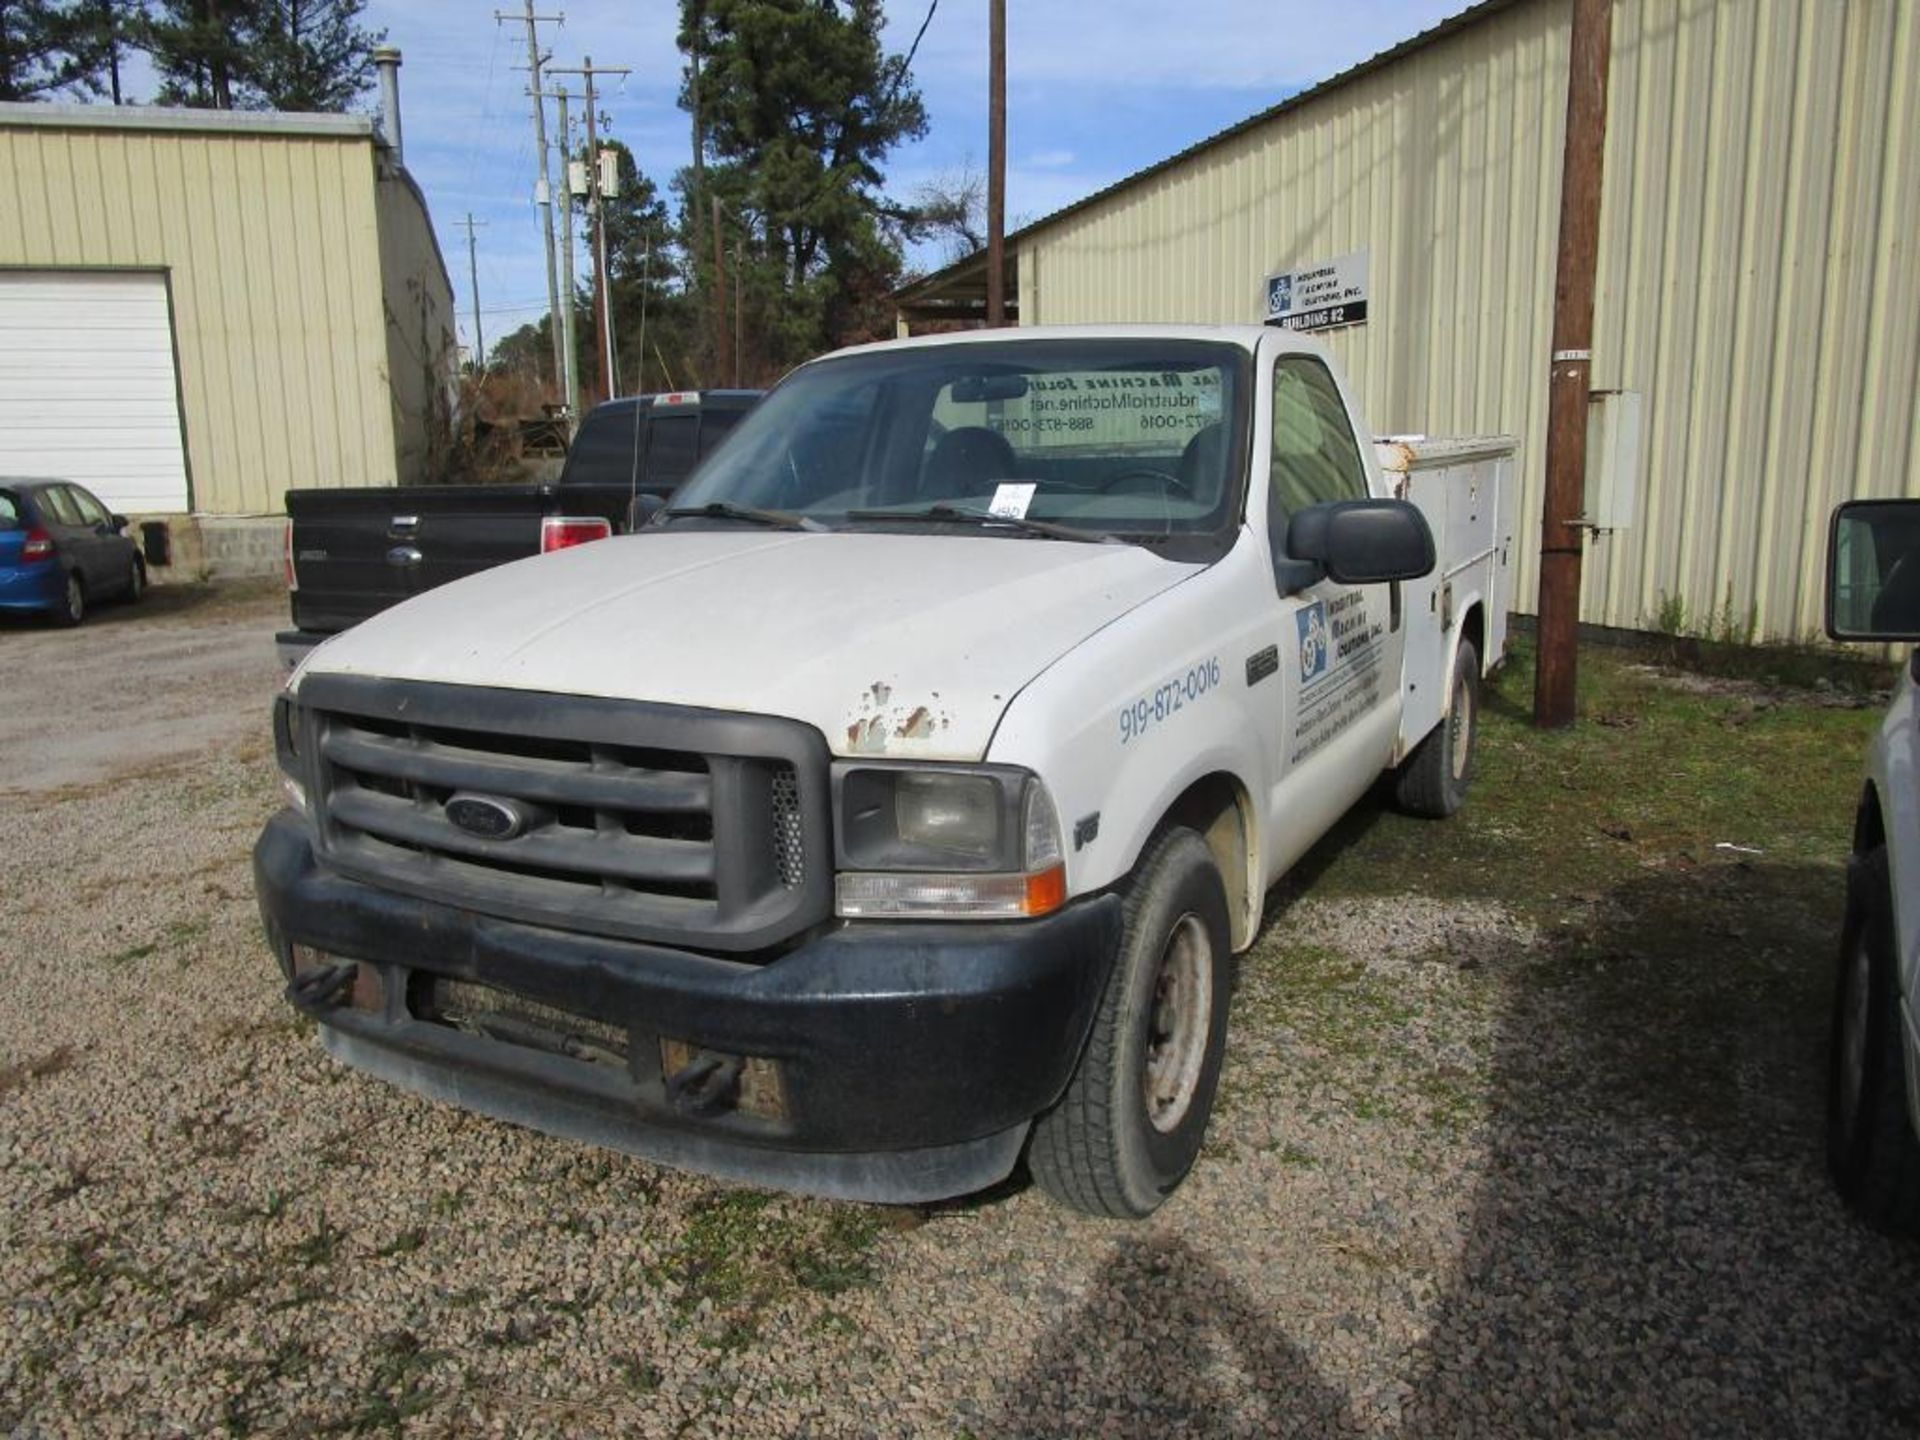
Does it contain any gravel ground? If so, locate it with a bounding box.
[5,594,1920,1436]
[0,580,284,794]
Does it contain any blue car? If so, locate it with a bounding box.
[0,478,146,626]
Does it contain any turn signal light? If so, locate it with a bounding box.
[835,862,1068,920]
[540,515,613,553]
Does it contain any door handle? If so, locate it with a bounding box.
[386,545,423,568]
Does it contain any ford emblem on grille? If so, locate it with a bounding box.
[445,793,528,840]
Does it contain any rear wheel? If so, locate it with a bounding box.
[1029,827,1232,1218]
[1827,846,1920,1233]
[1396,638,1478,817]
[55,572,86,627]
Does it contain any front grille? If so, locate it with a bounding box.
[296,674,832,953]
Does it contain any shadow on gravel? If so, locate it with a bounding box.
[996,1235,1348,1438]
[0,577,280,635]
[1401,859,1920,1436]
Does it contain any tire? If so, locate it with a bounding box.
[1827,846,1920,1233]
[125,556,145,603]
[1029,827,1232,1218]
[1396,637,1479,818]
[55,572,86,628]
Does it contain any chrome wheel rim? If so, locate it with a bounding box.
[1143,913,1213,1134]
[1450,671,1473,780]
[1839,932,1872,1134]
[66,576,82,621]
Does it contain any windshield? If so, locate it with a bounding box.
[667,339,1251,557]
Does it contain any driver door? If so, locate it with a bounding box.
[1260,352,1406,868]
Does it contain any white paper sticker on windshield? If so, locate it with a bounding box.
[989,482,1037,519]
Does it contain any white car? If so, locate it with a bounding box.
[1825,498,1920,1230]
[256,324,1513,1217]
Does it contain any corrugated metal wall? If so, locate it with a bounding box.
[0,120,446,514]
[1017,0,1920,640]
[375,165,458,488]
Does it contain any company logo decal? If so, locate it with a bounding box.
[1296,601,1329,683]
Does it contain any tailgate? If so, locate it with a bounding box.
[287,486,552,634]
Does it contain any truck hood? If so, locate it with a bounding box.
[298,530,1201,760]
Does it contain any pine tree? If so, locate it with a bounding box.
[139,0,254,108]
[0,0,104,100]
[246,0,380,112]
[677,0,927,365]
[139,0,379,112]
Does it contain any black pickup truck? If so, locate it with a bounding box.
[278,390,760,669]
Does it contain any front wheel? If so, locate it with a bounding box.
[1396,637,1479,817]
[1827,846,1920,1233]
[125,556,146,603]
[1028,827,1232,1218]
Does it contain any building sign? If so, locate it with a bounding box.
[1264,249,1369,333]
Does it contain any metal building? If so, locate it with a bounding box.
[897,0,1920,641]
[0,102,455,572]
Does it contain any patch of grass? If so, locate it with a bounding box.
[787,1207,883,1296]
[1291,643,1877,922]
[613,1353,662,1393]
[287,1215,344,1268]
[674,1189,778,1311]
[373,1227,425,1259]
[105,940,160,968]
[1253,640,1876,1149]
[662,1190,886,1351]
[322,1330,442,1436]
[219,1338,313,1437]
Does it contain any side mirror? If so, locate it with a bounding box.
[1285,499,1436,587]
[110,513,130,531]
[1827,498,1920,641]
[627,492,667,531]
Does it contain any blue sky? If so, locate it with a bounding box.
[344,1,1471,356]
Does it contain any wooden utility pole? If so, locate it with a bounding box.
[495,3,567,401]
[550,85,583,420]
[985,0,1006,326]
[1533,0,1613,729]
[457,212,488,371]
[549,56,631,403]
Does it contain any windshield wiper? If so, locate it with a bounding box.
[844,504,1113,545]
[662,501,825,532]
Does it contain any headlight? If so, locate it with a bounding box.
[833,764,1066,919]
[273,693,308,814]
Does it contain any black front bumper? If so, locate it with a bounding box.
[253,812,1120,1202]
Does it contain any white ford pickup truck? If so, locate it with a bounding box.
[255,324,1514,1217]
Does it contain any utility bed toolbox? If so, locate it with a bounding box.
[1377,435,1518,757]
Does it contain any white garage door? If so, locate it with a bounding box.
[0,270,191,514]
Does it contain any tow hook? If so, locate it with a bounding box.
[286,962,356,1015]
[665,1050,744,1117]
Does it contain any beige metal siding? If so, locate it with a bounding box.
[1018,0,1920,640]
[0,124,397,514]
[375,165,458,487]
